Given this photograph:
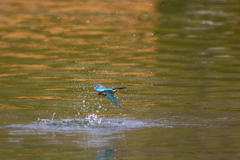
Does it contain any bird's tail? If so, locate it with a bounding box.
[119,105,128,110]
[112,87,126,90]
[118,87,126,89]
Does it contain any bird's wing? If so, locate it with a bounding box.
[94,83,106,89]
[105,92,127,110]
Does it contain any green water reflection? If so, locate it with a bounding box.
[0,0,240,159]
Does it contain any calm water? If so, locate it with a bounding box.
[0,0,240,159]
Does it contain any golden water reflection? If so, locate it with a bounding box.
[0,73,28,77]
[14,96,77,101]
[96,71,155,77]
[1,0,158,56]
[0,104,28,110]
[68,78,119,83]
[0,53,58,59]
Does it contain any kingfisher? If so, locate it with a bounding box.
[94,83,127,110]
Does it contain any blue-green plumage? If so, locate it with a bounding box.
[94,83,127,110]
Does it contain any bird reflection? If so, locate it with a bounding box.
[96,148,116,160]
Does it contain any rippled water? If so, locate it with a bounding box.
[1,0,240,159]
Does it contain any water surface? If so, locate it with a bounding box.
[0,0,240,159]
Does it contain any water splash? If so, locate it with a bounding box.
[7,114,164,136]
[4,114,202,147]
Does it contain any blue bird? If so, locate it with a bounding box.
[94,83,127,110]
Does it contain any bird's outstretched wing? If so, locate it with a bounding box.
[105,92,127,110]
[94,83,106,89]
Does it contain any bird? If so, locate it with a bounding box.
[94,83,127,110]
